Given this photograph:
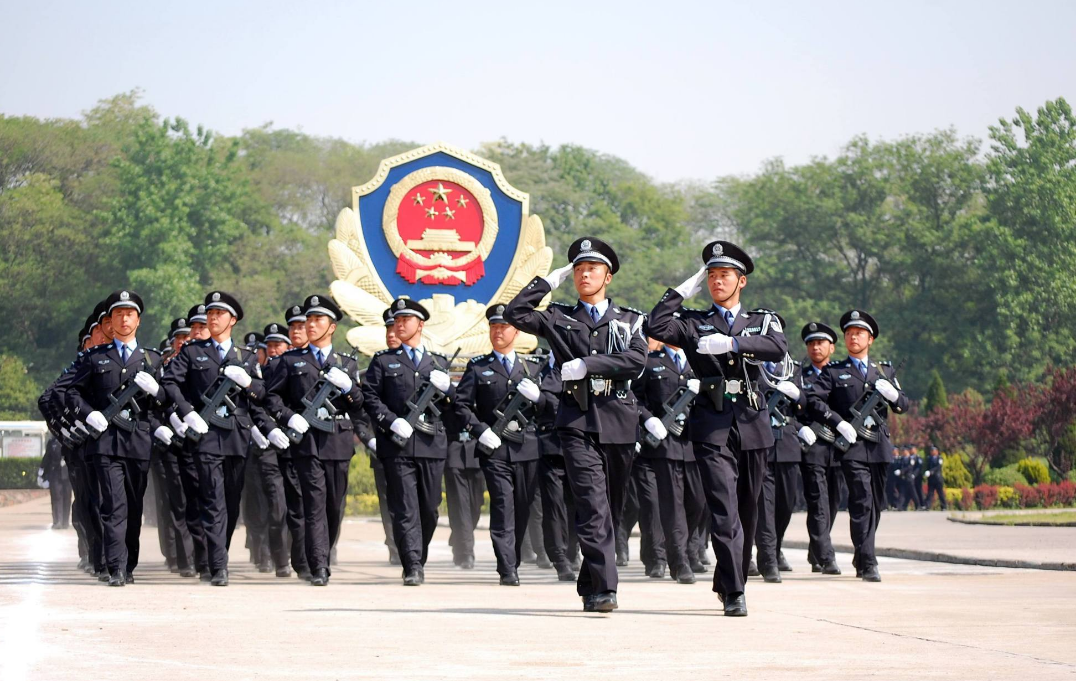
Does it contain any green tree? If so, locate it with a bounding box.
[0,354,40,419]
[923,370,949,414]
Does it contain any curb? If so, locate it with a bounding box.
[780,539,1076,572]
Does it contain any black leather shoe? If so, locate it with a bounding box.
[648,563,667,579]
[822,561,842,575]
[556,564,577,582]
[96,571,110,582]
[536,555,554,569]
[861,565,881,582]
[615,554,628,567]
[811,563,822,573]
[125,572,135,585]
[499,571,520,586]
[276,566,293,578]
[108,570,126,587]
[460,556,475,570]
[675,566,696,584]
[257,562,274,574]
[210,569,229,586]
[582,595,596,612]
[297,569,313,582]
[591,591,618,612]
[521,549,538,564]
[78,557,90,572]
[417,567,425,585]
[179,567,197,578]
[200,571,213,582]
[310,568,329,586]
[777,551,792,572]
[403,569,422,586]
[690,559,708,574]
[329,547,338,566]
[762,565,782,583]
[747,560,761,577]
[724,592,748,617]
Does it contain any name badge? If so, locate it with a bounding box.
[195,356,209,362]
[482,370,495,376]
[293,361,307,368]
[652,366,665,372]
[698,325,714,331]
[388,363,401,369]
[839,373,852,380]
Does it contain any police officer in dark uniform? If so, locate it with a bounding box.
[40,436,72,529]
[505,237,648,613]
[534,353,580,582]
[455,305,544,585]
[908,445,925,510]
[442,376,483,570]
[263,294,364,586]
[161,291,265,586]
[649,241,788,616]
[632,339,708,584]
[241,331,274,571]
[360,308,401,566]
[361,297,455,586]
[923,444,947,509]
[54,290,166,586]
[806,309,909,582]
[794,322,842,575]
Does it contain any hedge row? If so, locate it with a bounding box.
[943,481,1076,511]
[0,457,43,489]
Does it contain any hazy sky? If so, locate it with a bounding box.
[2,0,1073,182]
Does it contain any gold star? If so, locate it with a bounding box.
[428,182,452,202]
[425,207,438,220]
[412,193,425,206]
[442,206,456,220]
[456,196,469,208]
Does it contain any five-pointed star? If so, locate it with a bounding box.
[413,193,425,206]
[456,196,469,208]
[442,206,456,220]
[428,182,452,202]
[425,207,438,220]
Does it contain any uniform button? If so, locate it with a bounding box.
[415,372,420,377]
[728,360,734,365]
[592,331,598,337]
[121,369,126,374]
[591,350,597,355]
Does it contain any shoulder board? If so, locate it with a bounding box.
[194,339,212,347]
[266,356,280,364]
[750,308,777,315]
[549,302,573,310]
[145,347,162,357]
[282,348,306,357]
[90,342,111,352]
[681,307,708,314]
[469,355,489,364]
[372,348,393,358]
[880,360,893,367]
[430,351,449,359]
[523,355,543,365]
[618,306,645,316]
[648,350,663,357]
[827,360,842,366]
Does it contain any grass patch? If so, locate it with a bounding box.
[970,511,1076,526]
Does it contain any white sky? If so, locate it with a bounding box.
[1,0,1073,182]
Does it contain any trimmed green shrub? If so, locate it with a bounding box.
[942,453,973,489]
[348,450,377,496]
[1017,457,1051,485]
[982,465,1028,487]
[0,457,42,489]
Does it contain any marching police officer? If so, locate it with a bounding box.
[649,241,788,616]
[263,294,364,586]
[806,309,909,582]
[362,297,456,586]
[455,305,544,585]
[632,339,708,584]
[534,353,580,582]
[54,290,165,586]
[161,291,265,586]
[923,444,947,509]
[40,436,72,529]
[795,322,842,575]
[362,308,401,566]
[505,237,648,613]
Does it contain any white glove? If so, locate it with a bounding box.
[223,365,252,389]
[478,429,502,450]
[37,471,48,490]
[560,358,588,381]
[184,411,209,434]
[875,378,899,403]
[366,438,377,453]
[86,411,108,433]
[686,378,701,394]
[154,426,174,446]
[268,428,290,449]
[836,420,857,445]
[644,417,668,441]
[798,425,817,446]
[697,334,734,355]
[775,381,801,401]
[287,414,310,435]
[924,471,931,479]
[673,267,707,299]
[250,426,269,450]
[391,418,414,441]
[169,412,188,437]
[429,370,451,393]
[541,262,575,289]
[325,367,353,393]
[517,377,541,403]
[134,370,160,397]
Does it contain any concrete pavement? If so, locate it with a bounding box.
[2,496,1075,680]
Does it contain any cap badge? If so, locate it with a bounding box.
[580,239,592,251]
[311,296,319,306]
[496,305,505,314]
[851,310,860,320]
[212,292,221,302]
[809,323,817,331]
[120,291,130,301]
[713,244,723,257]
[397,300,406,310]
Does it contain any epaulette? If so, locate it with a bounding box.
[192,339,212,347]
[469,355,487,364]
[648,349,664,357]
[89,342,111,352]
[750,307,778,315]
[827,360,842,366]
[523,354,544,365]
[618,305,646,316]
[146,347,162,357]
[371,348,395,358]
[549,301,573,310]
[282,347,306,357]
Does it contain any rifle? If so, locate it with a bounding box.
[644,384,699,448]
[766,389,792,440]
[799,421,836,453]
[91,380,145,439]
[834,358,906,453]
[285,378,344,444]
[185,372,242,443]
[392,348,460,447]
[477,370,537,454]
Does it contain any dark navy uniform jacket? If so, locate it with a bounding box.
[504,277,648,445]
[805,356,909,464]
[648,289,788,451]
[262,346,364,461]
[535,360,562,457]
[795,359,837,467]
[767,360,806,464]
[161,338,265,457]
[632,349,696,462]
[455,353,544,463]
[55,341,164,461]
[361,345,456,460]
